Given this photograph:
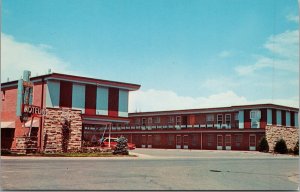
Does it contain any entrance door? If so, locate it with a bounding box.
[176,135,182,149]
[249,135,256,151]
[147,135,152,148]
[225,135,231,150]
[183,135,189,149]
[141,135,146,148]
[217,135,223,150]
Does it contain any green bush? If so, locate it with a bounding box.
[274,139,288,154]
[293,141,299,155]
[113,136,129,155]
[258,137,269,152]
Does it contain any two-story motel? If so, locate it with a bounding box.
[1,72,298,152]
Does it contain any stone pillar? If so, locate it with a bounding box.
[266,126,299,151]
[43,108,82,153]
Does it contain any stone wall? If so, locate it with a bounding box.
[14,136,38,154]
[43,108,82,153]
[265,126,299,151]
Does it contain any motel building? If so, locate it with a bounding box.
[0,71,299,153]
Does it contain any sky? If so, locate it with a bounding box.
[1,0,299,112]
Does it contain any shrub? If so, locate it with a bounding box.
[258,137,269,152]
[274,139,288,154]
[113,136,129,155]
[293,141,299,155]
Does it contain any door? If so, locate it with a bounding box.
[249,135,256,151]
[147,135,152,148]
[141,135,146,148]
[183,135,189,149]
[176,135,182,149]
[225,135,231,150]
[217,135,223,150]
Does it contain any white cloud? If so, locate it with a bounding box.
[218,50,232,58]
[1,33,77,82]
[129,89,298,112]
[235,30,299,76]
[286,14,299,23]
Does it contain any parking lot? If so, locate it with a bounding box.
[1,149,299,190]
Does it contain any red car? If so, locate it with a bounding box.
[100,137,136,150]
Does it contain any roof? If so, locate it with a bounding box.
[129,103,299,117]
[1,72,141,91]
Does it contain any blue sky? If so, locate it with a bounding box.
[1,0,299,111]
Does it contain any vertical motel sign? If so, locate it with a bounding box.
[16,70,33,122]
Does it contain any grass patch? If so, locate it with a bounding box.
[2,152,137,157]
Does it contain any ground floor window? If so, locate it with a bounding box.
[207,134,214,146]
[191,134,198,146]
[167,135,174,146]
[154,135,161,145]
[235,134,242,147]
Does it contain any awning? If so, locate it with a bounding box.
[1,121,15,128]
[25,119,40,128]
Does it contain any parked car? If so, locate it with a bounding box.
[100,137,136,150]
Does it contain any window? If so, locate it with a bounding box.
[207,134,214,146]
[250,110,261,119]
[168,116,174,123]
[176,116,181,125]
[135,118,140,125]
[235,134,242,147]
[142,118,146,126]
[154,135,161,144]
[154,117,160,124]
[148,117,153,124]
[267,109,272,125]
[217,114,223,125]
[167,135,174,145]
[1,91,5,101]
[234,113,239,121]
[225,114,231,125]
[276,110,282,126]
[206,114,214,123]
[286,111,291,127]
[191,134,198,146]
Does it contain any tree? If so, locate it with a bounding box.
[113,136,129,155]
[258,137,269,152]
[294,141,299,155]
[274,139,288,154]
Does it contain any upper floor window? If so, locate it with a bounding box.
[176,116,181,125]
[225,114,231,125]
[168,116,174,123]
[206,114,214,123]
[1,91,5,101]
[234,113,239,121]
[148,117,153,124]
[250,110,261,119]
[135,118,140,125]
[142,118,146,126]
[154,117,160,124]
[217,114,223,124]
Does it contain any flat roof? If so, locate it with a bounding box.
[1,72,141,91]
[129,103,299,117]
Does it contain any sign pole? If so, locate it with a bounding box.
[108,123,111,148]
[28,116,34,137]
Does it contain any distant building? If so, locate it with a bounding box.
[114,104,298,151]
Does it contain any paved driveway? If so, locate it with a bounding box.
[1,149,299,190]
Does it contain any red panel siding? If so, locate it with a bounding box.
[108,88,119,117]
[85,85,96,115]
[272,109,277,125]
[291,111,295,127]
[244,110,251,128]
[282,111,286,126]
[260,109,267,128]
[59,81,72,108]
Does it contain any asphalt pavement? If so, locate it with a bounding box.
[1,149,299,190]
